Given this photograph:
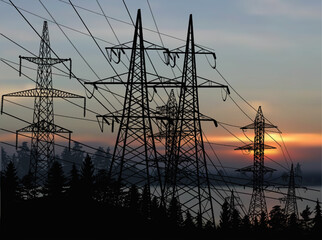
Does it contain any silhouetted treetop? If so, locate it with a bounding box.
[2,161,21,202]
[45,161,66,198]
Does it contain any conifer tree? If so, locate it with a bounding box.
[45,161,66,198]
[231,208,241,230]
[60,146,72,173]
[241,215,251,232]
[219,199,230,231]
[68,163,80,199]
[1,147,10,171]
[80,154,95,201]
[269,205,286,231]
[204,220,214,231]
[288,212,300,232]
[259,211,268,231]
[125,184,140,210]
[168,197,183,227]
[16,142,30,178]
[140,184,151,219]
[150,196,159,221]
[183,210,195,229]
[21,171,36,199]
[312,199,322,232]
[196,211,203,229]
[300,205,312,230]
[94,169,110,202]
[1,161,20,202]
[92,146,111,172]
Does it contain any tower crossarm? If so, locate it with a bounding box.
[19,56,72,79]
[105,40,169,64]
[16,119,72,134]
[20,56,70,66]
[1,88,86,116]
[85,72,229,90]
[16,119,72,149]
[236,165,276,173]
[95,110,218,133]
[234,143,276,151]
[106,40,168,51]
[241,122,277,130]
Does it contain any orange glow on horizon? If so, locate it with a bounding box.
[206,133,322,147]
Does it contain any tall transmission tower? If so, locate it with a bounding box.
[284,164,299,218]
[86,11,229,223]
[1,21,85,186]
[86,10,168,212]
[235,106,277,223]
[163,14,229,224]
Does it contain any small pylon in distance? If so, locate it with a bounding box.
[235,106,277,223]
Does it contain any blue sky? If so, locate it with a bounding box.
[0,0,321,174]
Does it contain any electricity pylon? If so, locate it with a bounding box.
[85,10,167,213]
[284,164,299,218]
[1,21,85,186]
[155,89,178,161]
[86,11,229,223]
[163,14,229,224]
[227,190,242,217]
[154,89,178,201]
[235,106,277,223]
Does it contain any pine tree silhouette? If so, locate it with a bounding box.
[67,163,81,200]
[196,211,203,229]
[150,196,167,226]
[92,146,111,172]
[94,169,110,202]
[219,199,230,231]
[140,184,151,219]
[125,184,140,210]
[183,210,195,229]
[241,215,251,233]
[231,208,241,230]
[45,161,66,198]
[300,205,312,230]
[287,212,301,233]
[72,142,84,165]
[150,196,159,221]
[269,205,286,231]
[312,199,322,232]
[16,142,30,178]
[1,147,10,171]
[60,146,72,173]
[259,211,268,231]
[80,154,95,201]
[168,197,183,227]
[1,161,20,203]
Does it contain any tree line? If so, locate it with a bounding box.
[1,146,321,238]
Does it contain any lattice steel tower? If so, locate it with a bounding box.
[155,89,178,200]
[164,15,228,224]
[284,164,299,218]
[86,12,229,222]
[235,106,277,223]
[1,21,85,186]
[87,10,167,211]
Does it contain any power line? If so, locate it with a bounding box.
[0,127,110,160]
[0,57,100,117]
[6,0,117,118]
[0,0,117,45]
[39,0,124,110]
[3,98,97,123]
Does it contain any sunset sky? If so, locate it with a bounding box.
[0,0,321,176]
